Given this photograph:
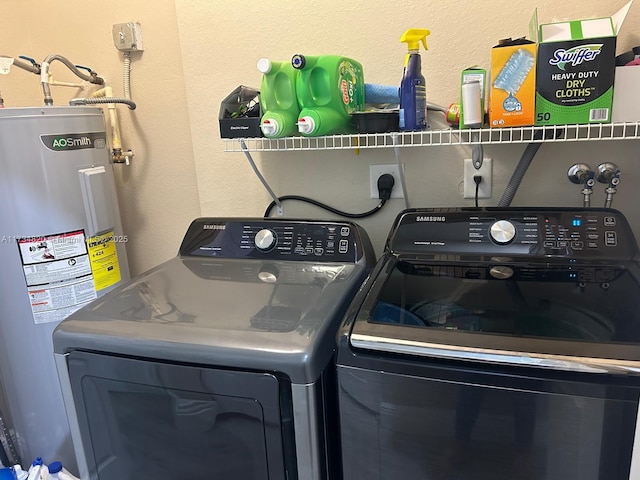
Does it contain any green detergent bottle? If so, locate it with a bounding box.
[291,54,364,136]
[258,58,300,138]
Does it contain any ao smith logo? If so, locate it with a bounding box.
[41,132,107,151]
[549,44,603,70]
[53,136,91,148]
[416,216,446,222]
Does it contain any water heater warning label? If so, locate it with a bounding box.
[18,230,97,324]
[87,230,121,291]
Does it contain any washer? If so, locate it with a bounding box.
[337,207,640,480]
[53,217,374,480]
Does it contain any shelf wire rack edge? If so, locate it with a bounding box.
[224,122,640,152]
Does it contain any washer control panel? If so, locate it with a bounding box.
[389,208,637,258]
[179,218,370,263]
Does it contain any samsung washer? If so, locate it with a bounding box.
[338,207,640,480]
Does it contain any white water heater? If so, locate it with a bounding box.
[0,107,130,471]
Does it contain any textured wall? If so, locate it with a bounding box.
[176,0,640,256]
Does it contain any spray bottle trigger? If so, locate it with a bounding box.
[400,28,431,51]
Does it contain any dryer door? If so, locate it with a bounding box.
[67,351,291,480]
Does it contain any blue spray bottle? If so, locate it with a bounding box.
[399,28,430,131]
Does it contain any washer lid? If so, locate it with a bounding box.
[54,256,368,383]
[347,256,640,374]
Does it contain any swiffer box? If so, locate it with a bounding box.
[532,1,632,126]
[489,38,537,127]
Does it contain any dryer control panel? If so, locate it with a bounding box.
[389,207,638,259]
[179,218,373,263]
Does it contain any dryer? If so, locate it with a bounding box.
[338,207,640,480]
[53,217,374,480]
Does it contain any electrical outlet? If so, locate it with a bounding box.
[463,158,492,199]
[112,22,144,52]
[369,164,404,198]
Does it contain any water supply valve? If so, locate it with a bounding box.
[596,162,621,208]
[75,64,104,85]
[112,148,134,166]
[567,163,595,208]
[18,55,41,73]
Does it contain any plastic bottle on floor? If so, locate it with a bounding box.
[11,466,26,480]
[46,463,78,480]
[26,459,45,480]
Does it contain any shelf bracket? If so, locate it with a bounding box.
[471,131,483,169]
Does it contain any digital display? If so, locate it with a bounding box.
[572,218,582,227]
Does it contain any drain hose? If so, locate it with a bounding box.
[498,142,542,207]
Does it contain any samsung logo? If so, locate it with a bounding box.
[416,216,446,222]
[203,224,225,230]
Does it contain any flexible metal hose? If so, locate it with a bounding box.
[69,97,136,110]
[41,54,104,105]
[123,52,132,100]
[42,54,103,84]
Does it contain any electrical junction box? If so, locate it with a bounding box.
[112,22,144,52]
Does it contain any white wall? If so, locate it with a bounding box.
[1,0,639,270]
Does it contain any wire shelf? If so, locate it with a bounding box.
[224,122,640,152]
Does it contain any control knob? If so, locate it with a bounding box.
[490,220,516,245]
[254,229,277,251]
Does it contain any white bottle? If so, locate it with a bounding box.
[45,463,78,480]
[26,458,46,480]
[47,462,63,480]
[12,465,28,480]
[57,468,79,480]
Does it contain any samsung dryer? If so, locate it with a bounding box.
[53,217,374,480]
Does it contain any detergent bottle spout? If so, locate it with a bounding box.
[399,28,430,131]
